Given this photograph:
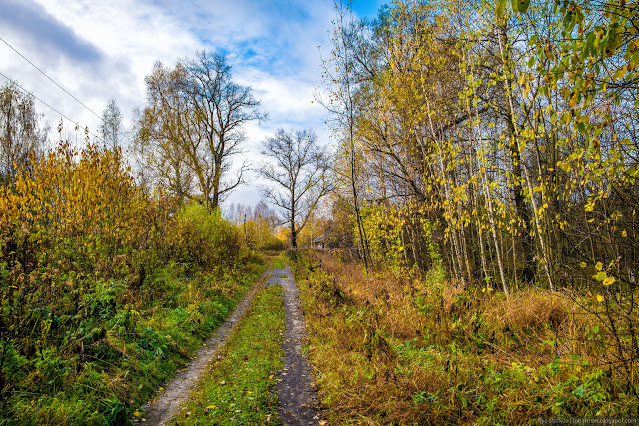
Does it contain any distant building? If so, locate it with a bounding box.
[312,235,325,249]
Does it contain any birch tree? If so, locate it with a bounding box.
[0,82,47,184]
[100,98,123,150]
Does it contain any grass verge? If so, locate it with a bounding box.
[272,259,286,269]
[290,250,639,424]
[170,283,285,425]
[2,259,266,426]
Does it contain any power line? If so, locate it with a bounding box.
[0,70,105,144]
[0,36,136,148]
[0,35,102,121]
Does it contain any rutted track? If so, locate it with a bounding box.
[141,270,269,425]
[271,265,323,425]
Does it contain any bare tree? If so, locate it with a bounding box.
[182,51,266,209]
[227,200,278,228]
[0,81,48,184]
[253,199,277,226]
[259,129,332,248]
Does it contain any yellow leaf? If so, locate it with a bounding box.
[580,262,587,268]
[622,230,627,237]
[596,295,604,303]
[594,271,607,281]
[595,262,603,271]
[205,405,217,410]
[603,276,616,286]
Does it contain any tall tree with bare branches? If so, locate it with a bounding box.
[138,51,265,209]
[258,128,332,248]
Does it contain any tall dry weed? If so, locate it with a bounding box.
[293,250,637,423]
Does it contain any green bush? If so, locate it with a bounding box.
[262,236,286,251]
[169,203,243,269]
[0,146,263,424]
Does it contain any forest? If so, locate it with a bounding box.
[304,0,639,421]
[1,0,638,423]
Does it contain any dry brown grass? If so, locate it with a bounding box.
[498,289,569,330]
[291,250,638,424]
[442,283,465,315]
[306,251,422,342]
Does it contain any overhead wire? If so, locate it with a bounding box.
[0,35,103,121]
[0,37,137,147]
[0,70,105,144]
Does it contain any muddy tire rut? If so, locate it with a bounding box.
[141,270,268,425]
[270,265,323,425]
[142,263,323,425]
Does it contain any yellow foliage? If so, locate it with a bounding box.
[0,142,165,316]
[1,143,156,252]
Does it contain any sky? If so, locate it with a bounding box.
[0,0,386,209]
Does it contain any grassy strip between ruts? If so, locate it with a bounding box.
[272,259,286,270]
[170,282,285,425]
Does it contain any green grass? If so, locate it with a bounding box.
[272,260,286,269]
[170,284,285,425]
[1,260,266,426]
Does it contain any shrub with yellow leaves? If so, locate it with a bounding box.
[0,141,250,424]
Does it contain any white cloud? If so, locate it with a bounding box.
[245,74,321,122]
[0,0,347,206]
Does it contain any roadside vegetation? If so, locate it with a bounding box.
[300,0,639,422]
[170,282,285,425]
[1,0,638,423]
[0,143,266,425]
[291,250,638,424]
